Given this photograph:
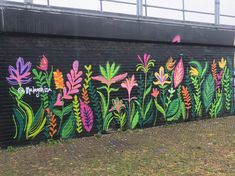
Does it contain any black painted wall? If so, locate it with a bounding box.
[0,34,234,146]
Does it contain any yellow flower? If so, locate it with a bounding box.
[189,66,199,77]
[219,57,226,69]
[153,66,171,86]
[166,57,176,71]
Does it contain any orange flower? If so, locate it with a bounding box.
[151,88,159,98]
[166,57,176,71]
[53,69,65,89]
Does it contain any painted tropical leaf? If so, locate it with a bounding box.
[103,112,114,131]
[174,57,184,88]
[154,99,166,117]
[13,108,26,141]
[214,93,223,117]
[202,74,215,112]
[28,105,46,139]
[166,98,181,118]
[63,60,83,100]
[144,99,153,119]
[80,99,94,132]
[131,111,139,129]
[61,112,76,139]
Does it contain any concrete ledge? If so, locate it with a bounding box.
[0,6,235,47]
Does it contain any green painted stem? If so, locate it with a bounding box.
[142,72,147,117]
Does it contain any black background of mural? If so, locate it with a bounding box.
[0,34,234,146]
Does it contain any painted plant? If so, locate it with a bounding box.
[5,54,234,143]
[92,62,127,131]
[136,53,155,127]
[7,57,46,140]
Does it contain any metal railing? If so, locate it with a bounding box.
[1,0,235,26]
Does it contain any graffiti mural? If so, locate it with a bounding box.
[5,54,234,141]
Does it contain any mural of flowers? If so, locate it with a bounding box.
[5,53,234,143]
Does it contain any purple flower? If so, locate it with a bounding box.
[6,57,32,86]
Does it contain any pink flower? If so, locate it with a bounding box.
[54,93,63,106]
[109,98,125,113]
[121,75,138,101]
[137,53,151,68]
[92,73,127,86]
[136,53,155,73]
[37,55,48,71]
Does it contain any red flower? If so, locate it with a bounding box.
[151,88,159,98]
[37,55,48,71]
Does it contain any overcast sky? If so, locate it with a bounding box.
[6,0,235,25]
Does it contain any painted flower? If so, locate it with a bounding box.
[53,69,65,89]
[109,98,125,113]
[189,66,199,77]
[121,75,138,101]
[136,53,155,73]
[166,57,176,71]
[92,73,127,86]
[37,55,48,71]
[54,93,63,106]
[151,88,159,98]
[6,57,32,86]
[153,66,171,86]
[168,87,175,94]
[219,57,226,69]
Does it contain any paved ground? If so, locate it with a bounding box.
[1,117,235,176]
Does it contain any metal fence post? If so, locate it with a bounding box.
[100,0,103,12]
[137,0,143,17]
[215,0,220,24]
[182,0,185,21]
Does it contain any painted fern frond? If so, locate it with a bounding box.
[73,95,83,133]
[46,108,57,138]
[222,66,232,111]
[211,59,217,81]
[182,85,191,110]
[32,69,49,109]
[88,81,103,133]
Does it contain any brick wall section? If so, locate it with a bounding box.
[0,34,234,146]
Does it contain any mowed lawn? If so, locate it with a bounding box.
[1,116,235,176]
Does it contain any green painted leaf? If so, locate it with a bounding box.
[28,105,46,139]
[109,87,119,93]
[154,99,166,117]
[131,111,139,129]
[103,112,114,131]
[166,98,180,118]
[61,112,75,139]
[62,104,73,116]
[144,99,153,119]
[53,109,62,119]
[181,101,186,120]
[99,65,107,79]
[215,94,222,118]
[13,108,26,141]
[144,85,152,97]
[202,74,215,112]
[97,91,107,117]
